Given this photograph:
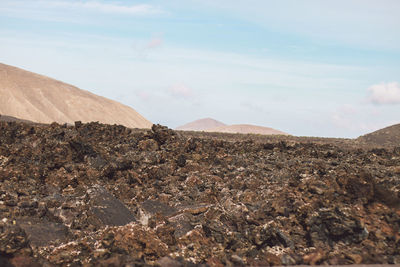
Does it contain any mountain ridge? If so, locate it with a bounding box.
[176,118,226,131]
[357,123,400,146]
[177,118,289,136]
[0,63,152,128]
[206,123,289,135]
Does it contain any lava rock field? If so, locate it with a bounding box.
[0,121,399,266]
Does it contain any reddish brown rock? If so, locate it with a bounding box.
[0,120,399,265]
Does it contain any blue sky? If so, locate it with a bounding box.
[1,0,400,137]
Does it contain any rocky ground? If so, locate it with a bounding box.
[0,121,399,266]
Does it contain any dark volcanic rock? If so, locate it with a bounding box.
[19,220,69,247]
[88,185,136,227]
[0,222,30,254]
[0,121,399,265]
[305,207,367,247]
[140,200,178,217]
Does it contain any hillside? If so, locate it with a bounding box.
[0,63,152,128]
[176,118,226,131]
[358,123,400,146]
[177,119,289,136]
[0,114,35,124]
[207,124,289,135]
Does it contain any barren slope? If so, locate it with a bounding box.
[207,123,289,135]
[0,63,152,128]
[358,123,400,147]
[0,114,35,124]
[176,118,226,131]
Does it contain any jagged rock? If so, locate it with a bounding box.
[0,120,399,265]
[306,207,367,247]
[151,124,176,145]
[156,256,182,267]
[139,139,160,152]
[0,222,30,254]
[140,200,178,217]
[176,154,186,167]
[9,255,41,267]
[19,220,69,247]
[87,185,136,227]
[168,213,193,238]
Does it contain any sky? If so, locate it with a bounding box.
[1,0,400,138]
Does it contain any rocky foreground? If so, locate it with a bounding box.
[0,121,399,266]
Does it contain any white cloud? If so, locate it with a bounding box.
[368,82,400,105]
[168,84,194,98]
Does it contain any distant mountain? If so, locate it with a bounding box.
[358,123,400,146]
[0,63,152,128]
[206,124,289,136]
[176,118,226,131]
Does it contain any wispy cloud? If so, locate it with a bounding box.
[136,91,152,102]
[330,102,399,137]
[168,83,194,98]
[0,0,164,19]
[145,37,163,49]
[240,102,269,114]
[131,36,164,59]
[192,0,400,51]
[331,108,381,136]
[47,1,163,15]
[367,82,400,105]
[337,104,358,115]
[331,104,358,131]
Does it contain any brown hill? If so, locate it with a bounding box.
[206,124,289,135]
[0,114,36,124]
[357,123,400,146]
[176,118,226,131]
[0,63,152,128]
